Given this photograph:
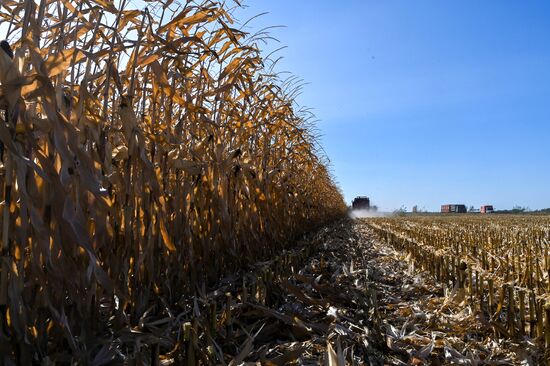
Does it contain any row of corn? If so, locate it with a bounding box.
[366,215,550,352]
[0,0,346,363]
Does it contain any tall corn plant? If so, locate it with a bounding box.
[0,0,346,362]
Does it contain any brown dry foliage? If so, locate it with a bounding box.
[0,0,346,363]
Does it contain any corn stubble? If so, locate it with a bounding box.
[0,0,346,362]
[367,215,550,357]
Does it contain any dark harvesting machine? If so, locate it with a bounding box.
[352,196,371,210]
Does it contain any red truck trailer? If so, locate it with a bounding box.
[441,204,467,213]
[480,205,494,214]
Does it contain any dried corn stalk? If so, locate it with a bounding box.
[0,0,346,362]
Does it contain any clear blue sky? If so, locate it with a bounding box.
[236,1,550,212]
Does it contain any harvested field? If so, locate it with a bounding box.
[142,217,543,365]
[365,214,550,365]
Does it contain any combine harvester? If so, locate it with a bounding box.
[352,196,371,210]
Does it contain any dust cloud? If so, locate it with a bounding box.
[348,209,391,219]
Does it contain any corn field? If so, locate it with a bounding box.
[366,215,550,353]
[0,0,346,363]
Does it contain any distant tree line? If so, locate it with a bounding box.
[494,206,550,214]
[394,205,550,215]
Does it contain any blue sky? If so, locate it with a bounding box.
[236,1,550,211]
